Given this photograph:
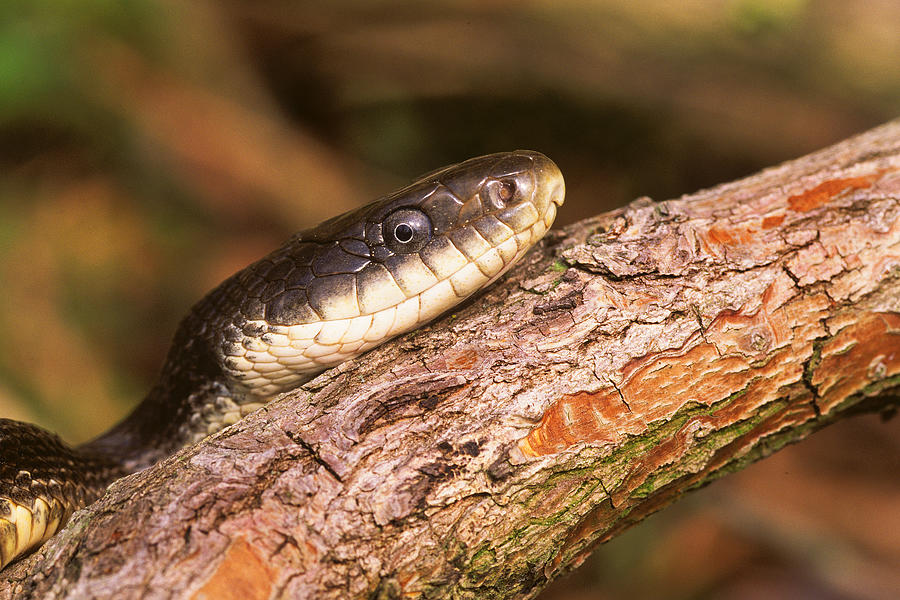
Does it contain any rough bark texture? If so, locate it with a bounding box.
[3,121,900,599]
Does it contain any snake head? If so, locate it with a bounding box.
[287,150,565,316]
[219,151,565,395]
[303,150,565,252]
[375,150,565,298]
[422,150,565,236]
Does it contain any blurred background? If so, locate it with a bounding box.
[0,0,898,598]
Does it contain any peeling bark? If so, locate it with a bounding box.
[3,121,900,600]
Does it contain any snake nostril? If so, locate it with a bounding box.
[498,181,515,203]
[484,179,517,209]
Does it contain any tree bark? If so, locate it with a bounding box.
[3,121,900,600]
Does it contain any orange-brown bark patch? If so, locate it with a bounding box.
[813,312,900,413]
[620,343,750,419]
[444,347,480,371]
[519,340,754,457]
[518,388,636,457]
[520,340,762,457]
[609,355,798,504]
[707,398,817,477]
[706,225,755,247]
[520,289,831,458]
[787,175,877,212]
[192,537,275,600]
[762,214,784,229]
[553,378,820,570]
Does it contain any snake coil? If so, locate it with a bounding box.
[0,151,564,569]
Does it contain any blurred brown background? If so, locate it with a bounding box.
[0,1,898,598]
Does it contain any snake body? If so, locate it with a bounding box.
[0,151,564,569]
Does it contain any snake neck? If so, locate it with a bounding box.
[79,310,248,475]
[78,384,227,476]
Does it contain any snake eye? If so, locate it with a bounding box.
[484,178,517,209]
[383,208,432,254]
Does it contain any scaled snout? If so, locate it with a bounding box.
[529,152,566,216]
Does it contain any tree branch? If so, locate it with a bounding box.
[3,121,900,599]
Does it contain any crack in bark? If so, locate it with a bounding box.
[801,336,829,419]
[284,430,343,483]
[607,378,631,413]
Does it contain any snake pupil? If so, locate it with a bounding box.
[394,223,414,243]
[383,208,431,254]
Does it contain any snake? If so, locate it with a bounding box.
[0,150,564,570]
